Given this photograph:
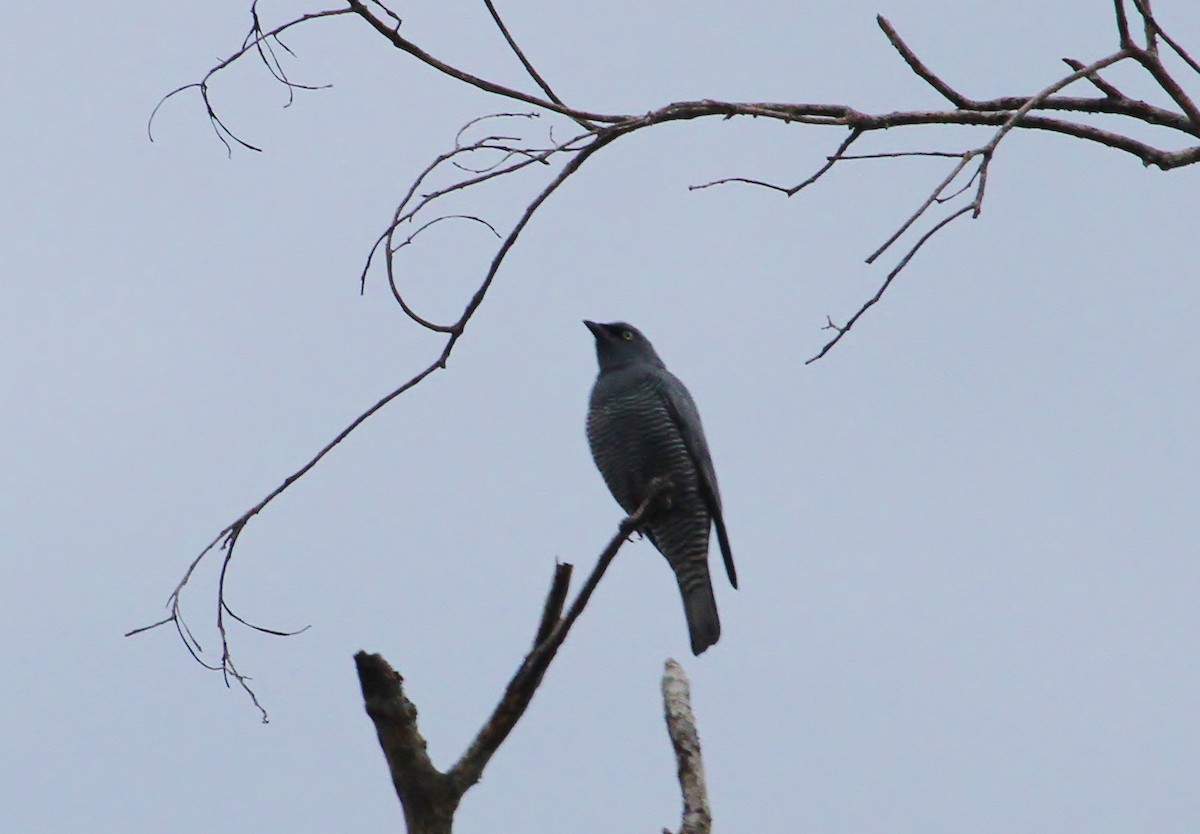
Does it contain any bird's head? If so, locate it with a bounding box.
[584,320,666,372]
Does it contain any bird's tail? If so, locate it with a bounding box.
[679,573,721,655]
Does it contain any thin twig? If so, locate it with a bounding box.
[147,7,351,155]
[135,119,620,712]
[1130,0,1200,76]
[345,0,627,123]
[481,0,593,130]
[533,562,573,647]
[245,0,332,105]
[877,15,974,107]
[840,150,966,160]
[807,205,974,364]
[690,129,861,195]
[865,152,979,264]
[127,352,450,716]
[1062,57,1125,98]
[448,480,668,793]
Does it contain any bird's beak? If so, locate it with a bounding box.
[583,320,603,338]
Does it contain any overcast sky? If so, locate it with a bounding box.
[3,1,1199,832]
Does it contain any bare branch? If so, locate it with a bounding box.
[533,563,573,647]
[1115,0,1133,48]
[879,14,1194,136]
[1138,0,1159,54]
[841,150,966,160]
[245,0,333,106]
[127,352,449,717]
[866,152,980,264]
[147,7,351,154]
[1062,57,1126,98]
[1129,43,1200,126]
[810,48,1144,364]
[142,2,1200,712]
[345,0,628,123]
[355,652,458,834]
[877,15,974,107]
[888,49,1134,245]
[662,659,712,834]
[375,122,593,331]
[385,214,502,332]
[808,205,975,364]
[982,48,1134,153]
[448,479,669,793]
[1129,0,1200,76]
[356,482,668,829]
[690,129,862,196]
[134,102,627,713]
[481,0,591,129]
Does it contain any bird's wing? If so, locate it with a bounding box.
[659,374,738,589]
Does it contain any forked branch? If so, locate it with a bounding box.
[356,484,667,833]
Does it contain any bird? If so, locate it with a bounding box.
[583,320,737,655]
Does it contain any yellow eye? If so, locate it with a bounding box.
[622,330,634,341]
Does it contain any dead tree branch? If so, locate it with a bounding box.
[662,659,712,834]
[135,0,1200,710]
[356,484,667,833]
[448,478,668,792]
[356,652,458,834]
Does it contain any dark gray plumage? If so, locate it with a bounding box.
[583,320,736,655]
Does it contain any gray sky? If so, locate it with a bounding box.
[3,1,1199,831]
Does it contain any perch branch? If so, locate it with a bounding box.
[448,479,669,793]
[356,482,667,827]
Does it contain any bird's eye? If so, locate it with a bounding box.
[621,330,634,341]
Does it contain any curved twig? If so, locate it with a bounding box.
[345,0,629,123]
[480,0,593,131]
[147,7,351,155]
